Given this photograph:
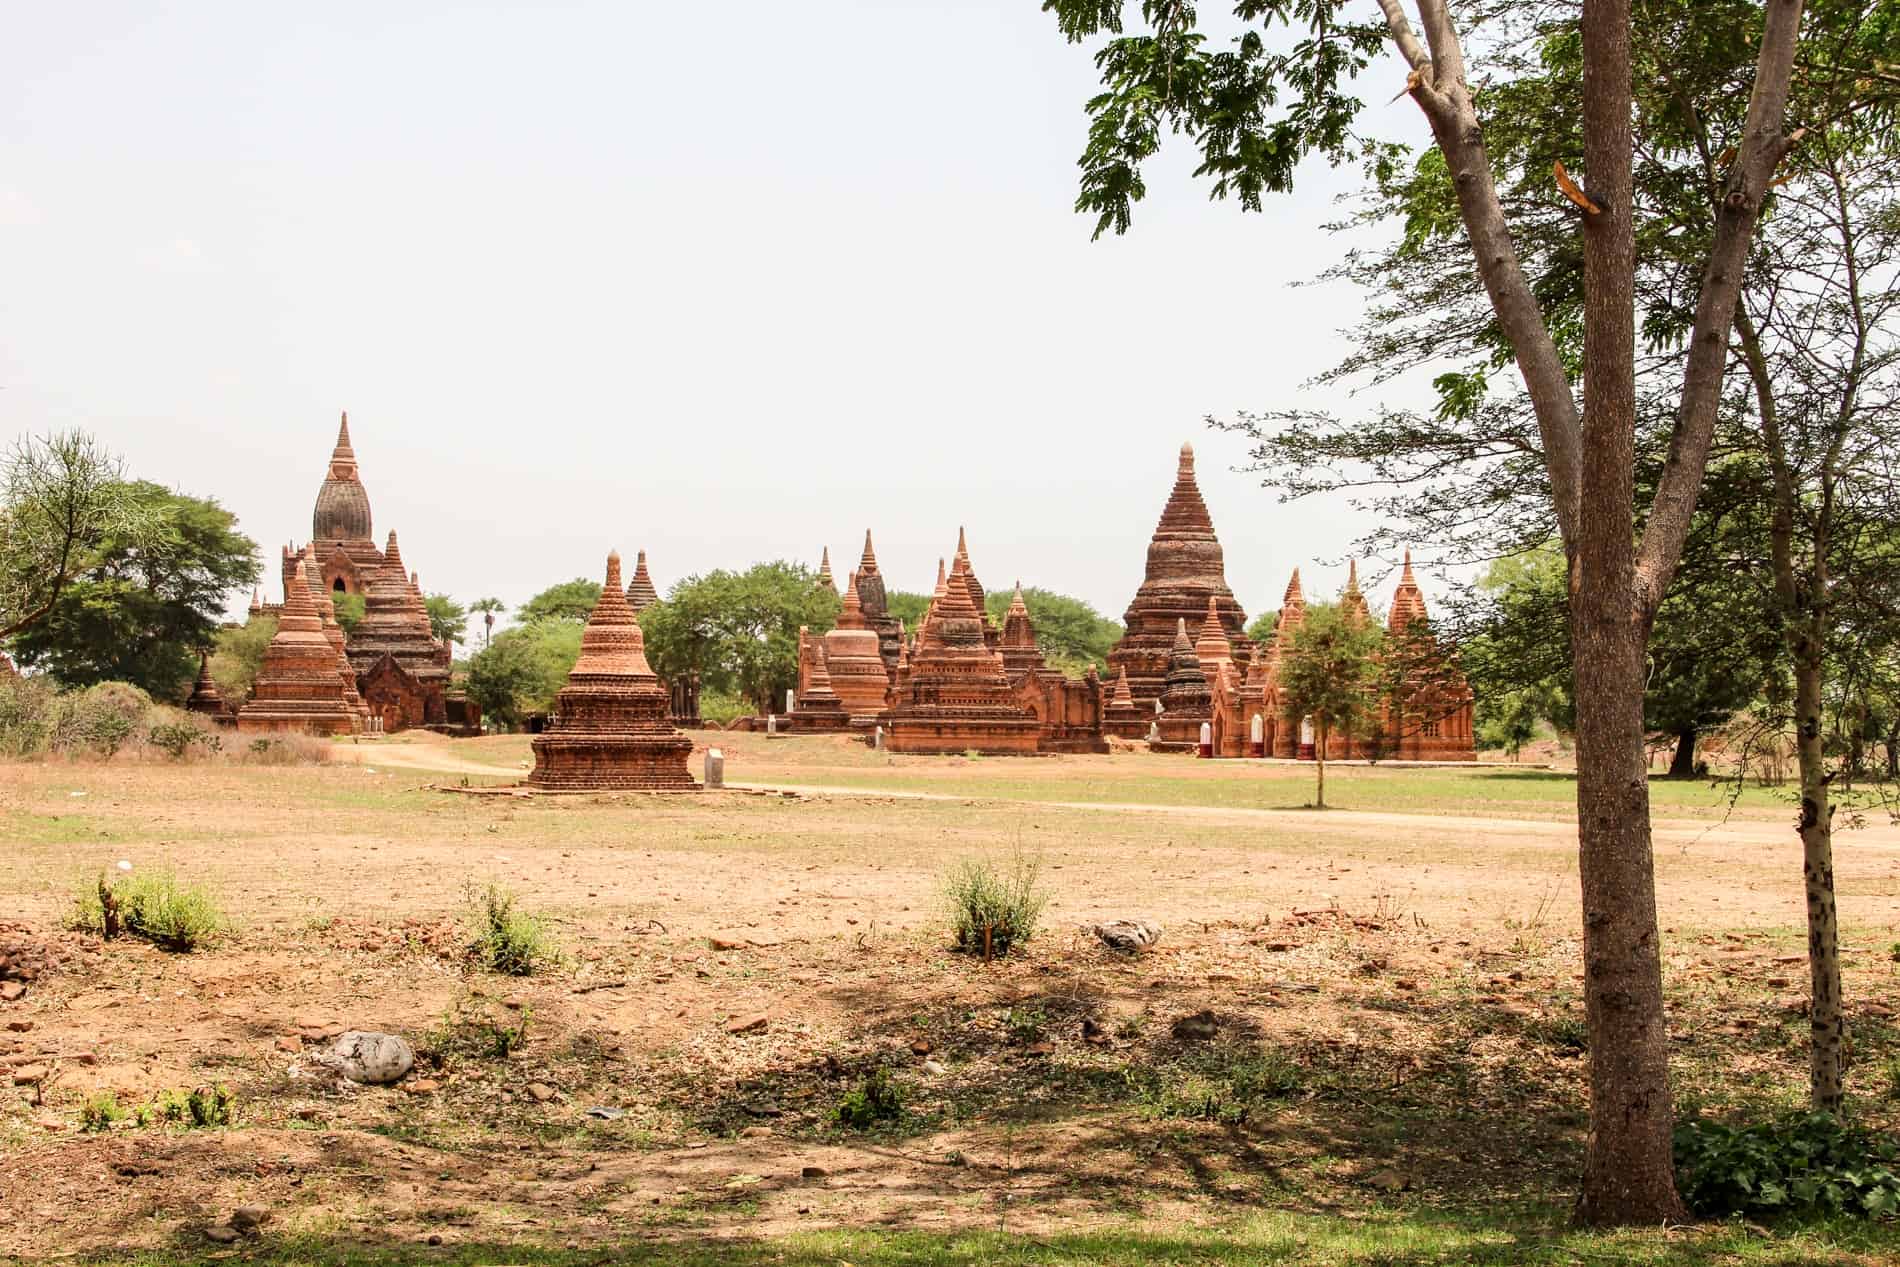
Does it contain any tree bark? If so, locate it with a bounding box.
[1667,730,1697,779]
[1738,296,1845,1112]
[1316,716,1329,809]
[1569,0,1687,1226]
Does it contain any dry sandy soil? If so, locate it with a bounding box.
[2,732,1898,1262]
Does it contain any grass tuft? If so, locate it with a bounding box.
[942,850,1047,959]
[68,868,226,951]
[466,881,558,975]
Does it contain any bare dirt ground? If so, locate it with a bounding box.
[3,734,1898,1262]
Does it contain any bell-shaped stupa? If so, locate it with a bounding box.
[527,552,698,790]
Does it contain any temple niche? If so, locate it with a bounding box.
[1105,443,1252,722]
[526,551,698,791]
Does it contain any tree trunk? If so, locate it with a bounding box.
[1886,722,1898,782]
[1667,730,1697,779]
[1795,647,1844,1108]
[1315,716,1328,809]
[1572,0,1687,1226]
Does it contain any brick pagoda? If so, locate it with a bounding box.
[1153,618,1213,753]
[237,571,364,736]
[823,572,891,726]
[1106,443,1251,712]
[626,550,660,612]
[885,552,1039,755]
[527,552,698,791]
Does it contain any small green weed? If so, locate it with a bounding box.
[836,1067,905,1130]
[426,996,533,1065]
[68,868,226,952]
[466,881,558,975]
[138,1084,235,1129]
[942,850,1047,959]
[1132,1047,1305,1125]
[78,1091,128,1133]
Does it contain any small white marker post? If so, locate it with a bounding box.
[704,747,724,789]
[1250,713,1265,758]
[1198,721,1213,759]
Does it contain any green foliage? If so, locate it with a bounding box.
[142,1083,236,1129]
[517,578,602,624]
[69,867,226,951]
[465,882,558,976]
[145,714,222,760]
[462,619,583,729]
[468,596,506,648]
[1277,604,1382,743]
[885,590,931,629]
[211,614,276,704]
[425,593,467,646]
[329,592,365,633]
[942,852,1048,958]
[49,681,152,757]
[426,995,534,1065]
[1041,1,1391,238]
[835,1066,905,1130]
[1131,1046,1305,1124]
[982,587,1122,672]
[639,562,840,715]
[1675,1113,1900,1220]
[79,1091,128,1133]
[699,687,749,726]
[1,430,160,642]
[7,481,260,700]
[1245,610,1279,646]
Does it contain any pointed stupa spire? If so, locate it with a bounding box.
[1172,617,1194,654]
[838,569,868,630]
[1193,594,1234,667]
[249,586,262,617]
[1000,581,1038,657]
[625,549,660,611]
[1110,666,1135,709]
[568,551,656,678]
[1388,547,1429,634]
[1284,567,1305,606]
[314,411,371,542]
[859,530,880,574]
[817,546,837,593]
[1341,558,1370,623]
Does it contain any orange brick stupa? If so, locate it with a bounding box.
[184,652,231,723]
[527,552,697,791]
[823,573,891,726]
[1106,443,1251,711]
[237,569,364,736]
[853,531,905,673]
[885,552,1038,755]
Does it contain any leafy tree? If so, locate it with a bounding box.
[1043,0,1807,1219]
[983,587,1122,672]
[1,431,158,640]
[1245,610,1278,647]
[462,620,583,730]
[7,482,259,701]
[210,614,276,704]
[517,578,601,624]
[469,596,506,648]
[1274,603,1382,809]
[639,563,840,714]
[885,590,931,629]
[425,594,467,647]
[330,592,365,633]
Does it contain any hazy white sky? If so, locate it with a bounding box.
[0,1,1441,631]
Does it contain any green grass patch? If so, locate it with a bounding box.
[67,868,226,951]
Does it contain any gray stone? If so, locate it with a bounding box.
[327,1031,414,1085]
[230,1204,269,1231]
[1093,920,1163,953]
[205,1225,241,1244]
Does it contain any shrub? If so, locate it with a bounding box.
[836,1067,904,1129]
[1674,1112,1900,1219]
[424,996,532,1066]
[141,1084,236,1129]
[145,711,222,760]
[465,882,558,976]
[0,674,57,757]
[69,869,226,952]
[50,682,152,757]
[942,851,1047,959]
[79,1091,128,1133]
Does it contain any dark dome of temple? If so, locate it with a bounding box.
[312,412,373,543]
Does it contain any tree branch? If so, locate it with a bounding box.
[1634,0,1807,617]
